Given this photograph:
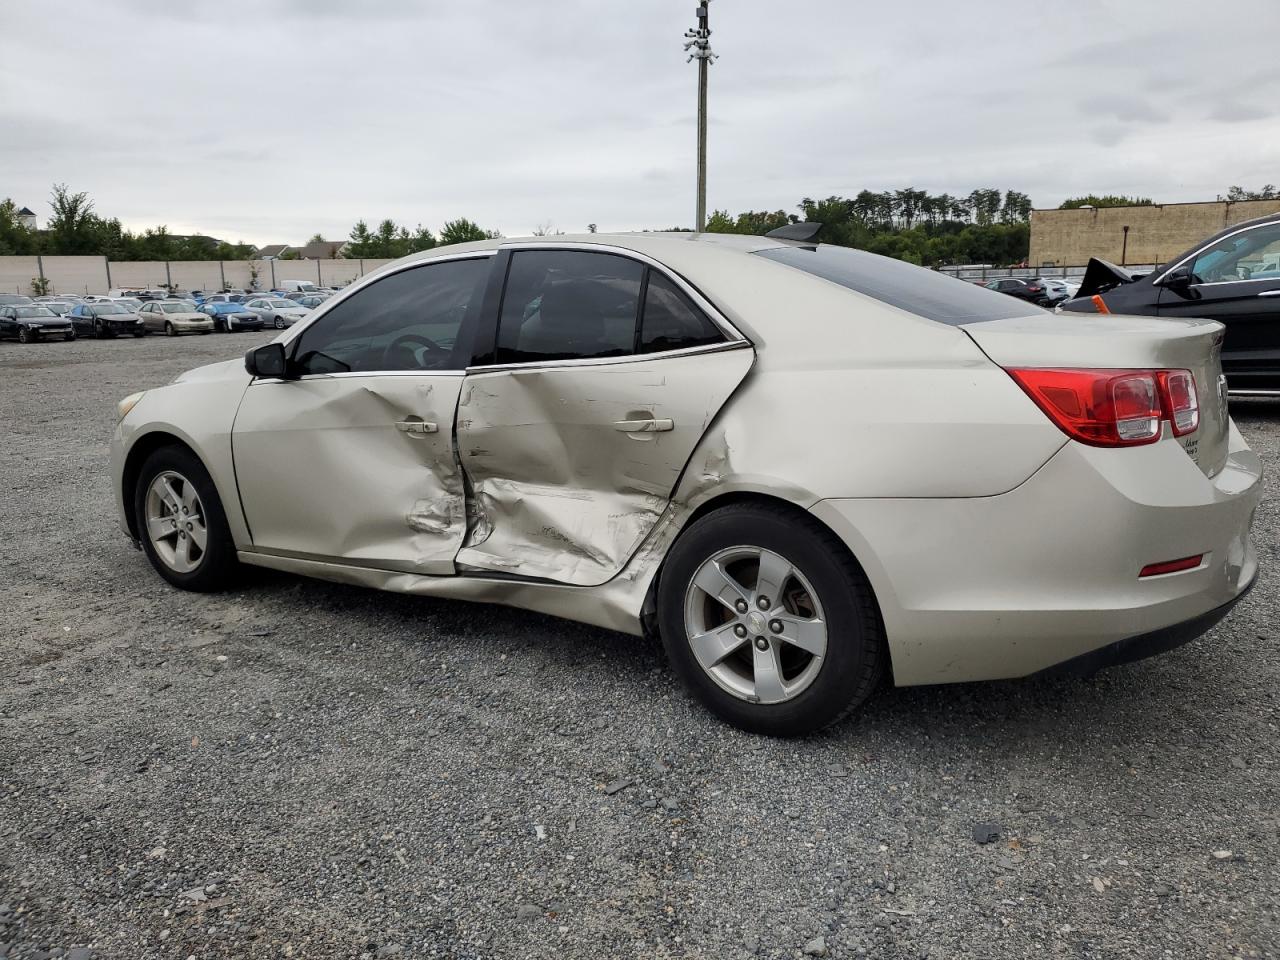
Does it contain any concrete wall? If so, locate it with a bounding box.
[0,257,396,296]
[1030,199,1280,267]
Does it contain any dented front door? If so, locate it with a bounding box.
[454,347,754,585]
[233,373,467,573]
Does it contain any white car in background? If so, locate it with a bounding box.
[110,230,1260,734]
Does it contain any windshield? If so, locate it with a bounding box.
[755,245,1039,325]
[15,306,56,318]
[0,295,33,305]
[160,302,191,313]
[268,299,296,308]
[95,304,127,315]
[116,298,142,309]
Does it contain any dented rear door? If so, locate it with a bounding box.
[454,245,754,586]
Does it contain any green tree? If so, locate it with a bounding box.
[439,218,500,245]
[1059,195,1153,209]
[0,199,39,255]
[46,183,101,254]
[1225,185,1278,201]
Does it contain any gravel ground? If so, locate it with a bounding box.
[1,333,1277,960]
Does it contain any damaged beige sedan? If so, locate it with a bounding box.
[111,230,1261,734]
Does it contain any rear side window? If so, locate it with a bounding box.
[639,271,724,353]
[756,245,1038,325]
[497,250,644,363]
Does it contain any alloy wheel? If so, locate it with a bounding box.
[144,470,208,574]
[683,546,827,704]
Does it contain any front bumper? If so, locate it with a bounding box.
[811,420,1262,686]
[172,320,215,333]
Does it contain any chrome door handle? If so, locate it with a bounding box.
[1257,289,1280,297]
[395,419,438,435]
[614,418,674,433]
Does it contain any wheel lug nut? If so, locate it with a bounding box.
[769,619,783,633]
[754,637,769,651]
[734,599,748,614]
[757,596,770,610]
[733,624,748,639]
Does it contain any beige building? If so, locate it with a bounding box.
[1029,198,1280,268]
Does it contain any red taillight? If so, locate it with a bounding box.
[1139,555,1203,578]
[1007,367,1199,447]
[1158,369,1199,436]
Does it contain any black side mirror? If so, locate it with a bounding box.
[1161,264,1194,292]
[245,342,290,379]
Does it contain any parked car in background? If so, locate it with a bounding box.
[243,296,309,329]
[278,280,319,294]
[202,291,248,305]
[1064,211,1280,395]
[0,304,76,342]
[284,290,330,303]
[41,301,76,316]
[69,301,146,338]
[293,294,331,310]
[112,297,145,312]
[110,232,1259,735]
[0,294,34,306]
[983,277,1050,306]
[199,301,265,332]
[137,300,215,336]
[1031,277,1072,305]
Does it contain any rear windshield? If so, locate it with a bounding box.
[755,244,1039,325]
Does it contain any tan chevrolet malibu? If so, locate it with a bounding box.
[110,229,1262,735]
[138,299,215,336]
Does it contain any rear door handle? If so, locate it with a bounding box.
[395,419,438,435]
[614,418,674,433]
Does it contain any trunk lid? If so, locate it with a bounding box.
[962,312,1229,477]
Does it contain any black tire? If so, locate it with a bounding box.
[273,316,285,329]
[65,330,76,341]
[165,321,175,337]
[94,319,105,339]
[133,330,146,337]
[133,445,239,591]
[17,327,32,344]
[658,501,885,736]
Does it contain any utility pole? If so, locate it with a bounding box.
[684,2,716,231]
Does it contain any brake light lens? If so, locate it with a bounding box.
[1007,368,1198,447]
[1159,369,1199,436]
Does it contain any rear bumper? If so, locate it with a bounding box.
[811,420,1262,686]
[1034,573,1256,677]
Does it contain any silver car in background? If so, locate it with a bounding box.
[243,297,310,329]
[110,231,1261,735]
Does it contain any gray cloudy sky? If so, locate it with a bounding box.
[5,0,1279,246]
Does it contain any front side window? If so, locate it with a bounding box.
[497,250,644,363]
[291,258,489,375]
[1189,222,1280,283]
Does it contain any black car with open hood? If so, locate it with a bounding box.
[1062,212,1280,395]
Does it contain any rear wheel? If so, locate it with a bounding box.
[658,502,885,736]
[134,446,238,591]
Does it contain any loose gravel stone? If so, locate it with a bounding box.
[0,336,1277,959]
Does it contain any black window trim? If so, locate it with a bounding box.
[466,241,749,373]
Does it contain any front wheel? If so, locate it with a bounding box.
[165,322,176,337]
[134,446,239,591]
[133,329,146,337]
[658,502,885,736]
[17,327,32,344]
[273,316,285,329]
[65,330,76,341]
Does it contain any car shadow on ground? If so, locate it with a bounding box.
[233,564,1242,753]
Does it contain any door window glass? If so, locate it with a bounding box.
[1190,223,1280,283]
[291,258,489,375]
[639,271,724,353]
[497,250,644,363]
